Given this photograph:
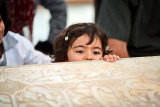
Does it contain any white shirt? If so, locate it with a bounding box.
[0,31,52,66]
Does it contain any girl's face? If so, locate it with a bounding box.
[67,34,103,62]
[0,16,5,43]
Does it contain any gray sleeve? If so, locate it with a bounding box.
[97,0,131,42]
[39,0,67,44]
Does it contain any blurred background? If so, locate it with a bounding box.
[32,0,94,45]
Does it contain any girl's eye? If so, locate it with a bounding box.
[93,51,100,55]
[76,50,84,53]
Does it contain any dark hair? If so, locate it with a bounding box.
[53,23,111,62]
[0,0,11,36]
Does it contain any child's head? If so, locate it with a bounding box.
[53,23,109,62]
[0,0,11,38]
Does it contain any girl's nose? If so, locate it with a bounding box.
[84,52,93,60]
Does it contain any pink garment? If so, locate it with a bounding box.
[8,0,35,41]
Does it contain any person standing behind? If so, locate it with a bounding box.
[95,0,160,58]
[7,0,67,55]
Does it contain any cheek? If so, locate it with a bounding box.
[67,50,84,62]
[67,53,82,62]
[94,54,103,60]
[66,50,71,61]
[97,56,103,60]
[67,49,76,61]
[0,21,5,31]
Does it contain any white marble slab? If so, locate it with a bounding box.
[0,56,160,107]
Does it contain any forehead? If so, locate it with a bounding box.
[71,34,102,47]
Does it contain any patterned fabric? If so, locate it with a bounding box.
[7,0,35,41]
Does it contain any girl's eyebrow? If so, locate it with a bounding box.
[73,45,102,50]
[73,45,84,49]
[94,47,102,50]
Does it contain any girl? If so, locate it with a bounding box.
[0,0,51,66]
[53,23,120,62]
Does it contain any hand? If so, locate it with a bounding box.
[108,38,129,58]
[102,54,120,62]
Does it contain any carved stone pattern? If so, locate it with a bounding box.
[0,56,160,107]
